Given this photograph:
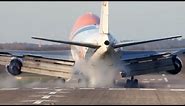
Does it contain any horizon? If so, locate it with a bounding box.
[0,1,185,44]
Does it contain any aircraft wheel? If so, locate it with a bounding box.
[125,79,131,88]
[61,78,66,83]
[125,79,139,88]
[78,78,89,87]
[133,79,139,88]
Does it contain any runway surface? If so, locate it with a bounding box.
[1,87,185,105]
[0,72,185,105]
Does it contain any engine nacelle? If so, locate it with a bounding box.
[167,55,182,75]
[6,58,22,76]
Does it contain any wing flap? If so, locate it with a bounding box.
[0,54,12,66]
[21,55,74,79]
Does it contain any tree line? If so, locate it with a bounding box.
[0,42,70,51]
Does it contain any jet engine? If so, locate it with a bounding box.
[167,55,182,75]
[6,58,22,76]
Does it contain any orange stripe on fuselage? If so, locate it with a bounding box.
[69,12,100,40]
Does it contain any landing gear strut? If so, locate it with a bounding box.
[125,76,139,88]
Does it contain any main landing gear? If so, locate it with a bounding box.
[125,76,139,88]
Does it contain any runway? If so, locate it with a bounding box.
[1,87,185,105]
[0,72,185,105]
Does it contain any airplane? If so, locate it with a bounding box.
[0,1,184,87]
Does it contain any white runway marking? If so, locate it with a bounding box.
[39,91,50,94]
[139,88,157,91]
[53,95,65,98]
[162,74,165,77]
[170,89,185,91]
[33,100,43,104]
[22,100,56,103]
[0,88,19,90]
[143,79,148,81]
[30,95,64,98]
[49,92,57,95]
[58,91,70,94]
[109,88,126,90]
[55,89,62,92]
[55,88,70,91]
[141,81,150,83]
[29,95,45,97]
[32,88,48,90]
[79,88,95,90]
[164,77,168,82]
[41,95,51,99]
[150,79,155,81]
[158,79,163,81]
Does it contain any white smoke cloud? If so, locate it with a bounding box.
[73,58,117,88]
[0,65,66,88]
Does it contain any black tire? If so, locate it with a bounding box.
[134,79,138,84]
[125,79,139,88]
[78,79,82,83]
[61,78,66,83]
[125,79,131,88]
[133,79,139,88]
[78,78,89,87]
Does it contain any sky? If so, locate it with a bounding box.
[0,1,185,44]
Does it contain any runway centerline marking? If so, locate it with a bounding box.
[22,100,56,103]
[33,100,43,104]
[41,95,51,99]
[170,89,185,91]
[164,77,168,82]
[109,88,126,90]
[0,88,19,90]
[32,88,48,90]
[55,89,62,92]
[141,81,150,83]
[158,79,163,81]
[49,92,57,95]
[150,79,155,81]
[55,88,71,91]
[79,88,95,90]
[139,88,157,91]
[58,91,70,93]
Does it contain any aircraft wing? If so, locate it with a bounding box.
[0,50,75,80]
[121,50,170,61]
[120,49,185,77]
[121,48,185,60]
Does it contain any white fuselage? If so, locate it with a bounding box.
[70,24,124,75]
